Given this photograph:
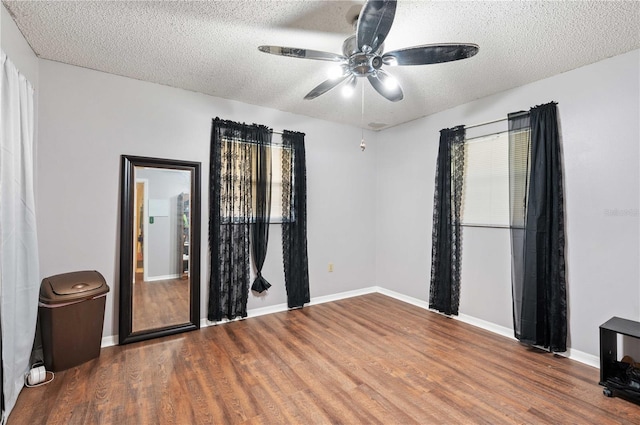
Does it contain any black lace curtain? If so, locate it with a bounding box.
[429,125,466,315]
[251,129,273,293]
[508,110,530,341]
[508,102,567,352]
[209,118,267,320]
[282,130,310,308]
[209,119,309,321]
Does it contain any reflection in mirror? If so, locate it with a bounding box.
[132,167,191,331]
[119,156,200,345]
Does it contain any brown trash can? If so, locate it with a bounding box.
[39,270,110,372]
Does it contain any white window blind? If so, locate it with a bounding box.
[461,132,510,227]
[270,144,285,221]
[509,128,531,228]
[461,129,531,227]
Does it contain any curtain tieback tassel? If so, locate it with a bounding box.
[251,275,271,293]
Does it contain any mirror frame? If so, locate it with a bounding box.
[119,155,201,345]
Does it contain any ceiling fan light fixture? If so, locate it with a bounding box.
[327,64,346,80]
[341,75,357,98]
[383,73,399,90]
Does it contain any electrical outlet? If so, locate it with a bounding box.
[328,263,334,272]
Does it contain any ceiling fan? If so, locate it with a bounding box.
[258,0,479,102]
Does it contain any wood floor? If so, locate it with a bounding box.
[8,293,640,424]
[132,276,189,332]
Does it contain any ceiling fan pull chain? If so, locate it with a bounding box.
[360,82,366,152]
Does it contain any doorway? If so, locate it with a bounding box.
[133,179,148,283]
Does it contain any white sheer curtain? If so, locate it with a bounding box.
[1,50,39,422]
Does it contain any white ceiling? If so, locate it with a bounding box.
[4,1,640,131]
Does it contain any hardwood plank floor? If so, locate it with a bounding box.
[8,293,640,424]
[132,277,190,332]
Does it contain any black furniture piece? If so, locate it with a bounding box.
[599,316,640,404]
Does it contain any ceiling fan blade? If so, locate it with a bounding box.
[367,70,403,102]
[382,43,479,66]
[258,46,346,62]
[304,74,350,100]
[356,0,397,53]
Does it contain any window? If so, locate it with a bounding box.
[462,132,509,227]
[269,144,286,221]
[461,129,530,227]
[220,137,291,222]
[509,128,531,228]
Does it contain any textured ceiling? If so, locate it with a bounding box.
[4,1,640,130]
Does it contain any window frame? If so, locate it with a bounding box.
[460,127,531,229]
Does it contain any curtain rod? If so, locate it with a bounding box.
[464,117,507,130]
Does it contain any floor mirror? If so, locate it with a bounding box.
[119,155,200,344]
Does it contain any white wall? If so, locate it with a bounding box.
[376,49,640,358]
[36,59,377,339]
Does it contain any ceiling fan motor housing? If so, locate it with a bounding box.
[343,35,384,77]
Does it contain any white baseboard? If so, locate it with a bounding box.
[564,348,599,369]
[199,302,290,328]
[104,285,600,369]
[375,286,431,310]
[374,286,599,369]
[309,286,379,306]
[199,286,379,328]
[456,313,516,341]
[376,286,515,339]
[101,334,118,348]
[145,274,181,282]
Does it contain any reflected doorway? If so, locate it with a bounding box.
[134,180,147,283]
